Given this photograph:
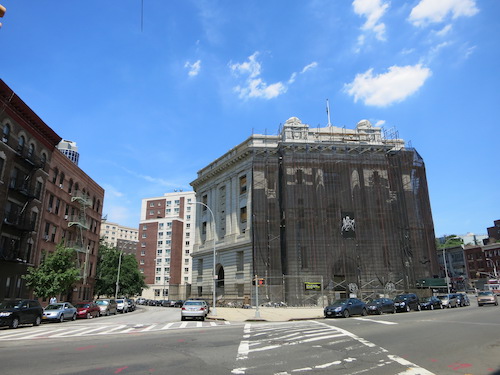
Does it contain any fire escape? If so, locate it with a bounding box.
[1,143,45,264]
[67,192,91,284]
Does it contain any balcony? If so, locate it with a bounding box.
[3,211,36,232]
[67,215,89,230]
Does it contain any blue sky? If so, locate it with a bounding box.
[1,0,498,237]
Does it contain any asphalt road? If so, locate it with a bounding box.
[0,304,499,375]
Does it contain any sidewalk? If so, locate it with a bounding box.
[207,306,324,322]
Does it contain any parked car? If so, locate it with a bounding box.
[394,293,421,312]
[173,300,184,307]
[477,291,499,306]
[419,296,443,310]
[116,298,129,313]
[365,298,395,315]
[43,302,77,322]
[126,299,136,311]
[95,299,118,316]
[437,294,458,308]
[181,300,209,321]
[454,293,470,307]
[75,302,101,319]
[136,297,147,305]
[324,298,367,318]
[0,299,43,329]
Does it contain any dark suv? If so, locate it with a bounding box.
[0,299,44,328]
[394,293,421,312]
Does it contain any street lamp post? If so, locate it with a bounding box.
[115,250,123,300]
[442,248,450,295]
[189,201,217,316]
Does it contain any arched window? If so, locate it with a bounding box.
[2,123,11,143]
[68,179,74,194]
[40,152,47,168]
[74,183,79,195]
[96,199,101,213]
[27,143,35,159]
[59,172,65,188]
[52,168,59,184]
[17,135,25,153]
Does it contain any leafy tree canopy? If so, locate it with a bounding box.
[95,243,147,298]
[22,243,81,299]
[436,235,464,249]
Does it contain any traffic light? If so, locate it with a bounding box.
[252,278,265,286]
[0,4,5,28]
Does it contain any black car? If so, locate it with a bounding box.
[365,298,395,314]
[394,293,421,312]
[324,298,367,318]
[454,293,470,307]
[0,299,43,329]
[419,296,442,310]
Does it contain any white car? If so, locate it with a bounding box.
[180,300,209,321]
[115,298,129,313]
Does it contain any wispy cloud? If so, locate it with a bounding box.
[344,64,432,107]
[353,0,389,46]
[184,60,201,77]
[229,52,317,100]
[409,0,479,27]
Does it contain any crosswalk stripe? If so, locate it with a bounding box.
[161,323,174,330]
[97,325,127,335]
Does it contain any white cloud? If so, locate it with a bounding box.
[409,0,479,27]
[230,53,316,100]
[344,64,432,107]
[184,60,201,77]
[353,0,389,41]
[436,24,453,37]
[301,62,318,74]
[375,120,386,127]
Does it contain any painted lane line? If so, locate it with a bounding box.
[388,355,435,375]
[354,317,398,325]
[15,328,66,340]
[161,323,174,330]
[97,325,127,335]
[236,340,250,360]
[49,327,90,337]
[141,324,157,332]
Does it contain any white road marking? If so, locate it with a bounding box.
[354,317,398,325]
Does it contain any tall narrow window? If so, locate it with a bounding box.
[17,135,25,153]
[240,206,247,223]
[239,175,247,194]
[2,123,10,143]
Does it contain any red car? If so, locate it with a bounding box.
[75,302,101,319]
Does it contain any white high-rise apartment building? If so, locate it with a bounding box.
[137,190,196,300]
[100,221,139,255]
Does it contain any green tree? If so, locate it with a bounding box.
[95,244,147,297]
[22,244,81,299]
[436,235,463,249]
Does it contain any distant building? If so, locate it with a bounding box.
[465,242,500,291]
[100,221,139,255]
[136,191,196,300]
[190,117,438,305]
[487,220,500,243]
[57,140,79,166]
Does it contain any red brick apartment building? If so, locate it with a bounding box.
[0,79,104,301]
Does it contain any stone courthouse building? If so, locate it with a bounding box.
[190,117,438,305]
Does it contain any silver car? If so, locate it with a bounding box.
[43,302,77,323]
[180,300,209,321]
[477,291,499,306]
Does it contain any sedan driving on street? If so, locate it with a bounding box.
[180,300,209,321]
[324,298,367,318]
[477,291,499,306]
[43,302,77,322]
